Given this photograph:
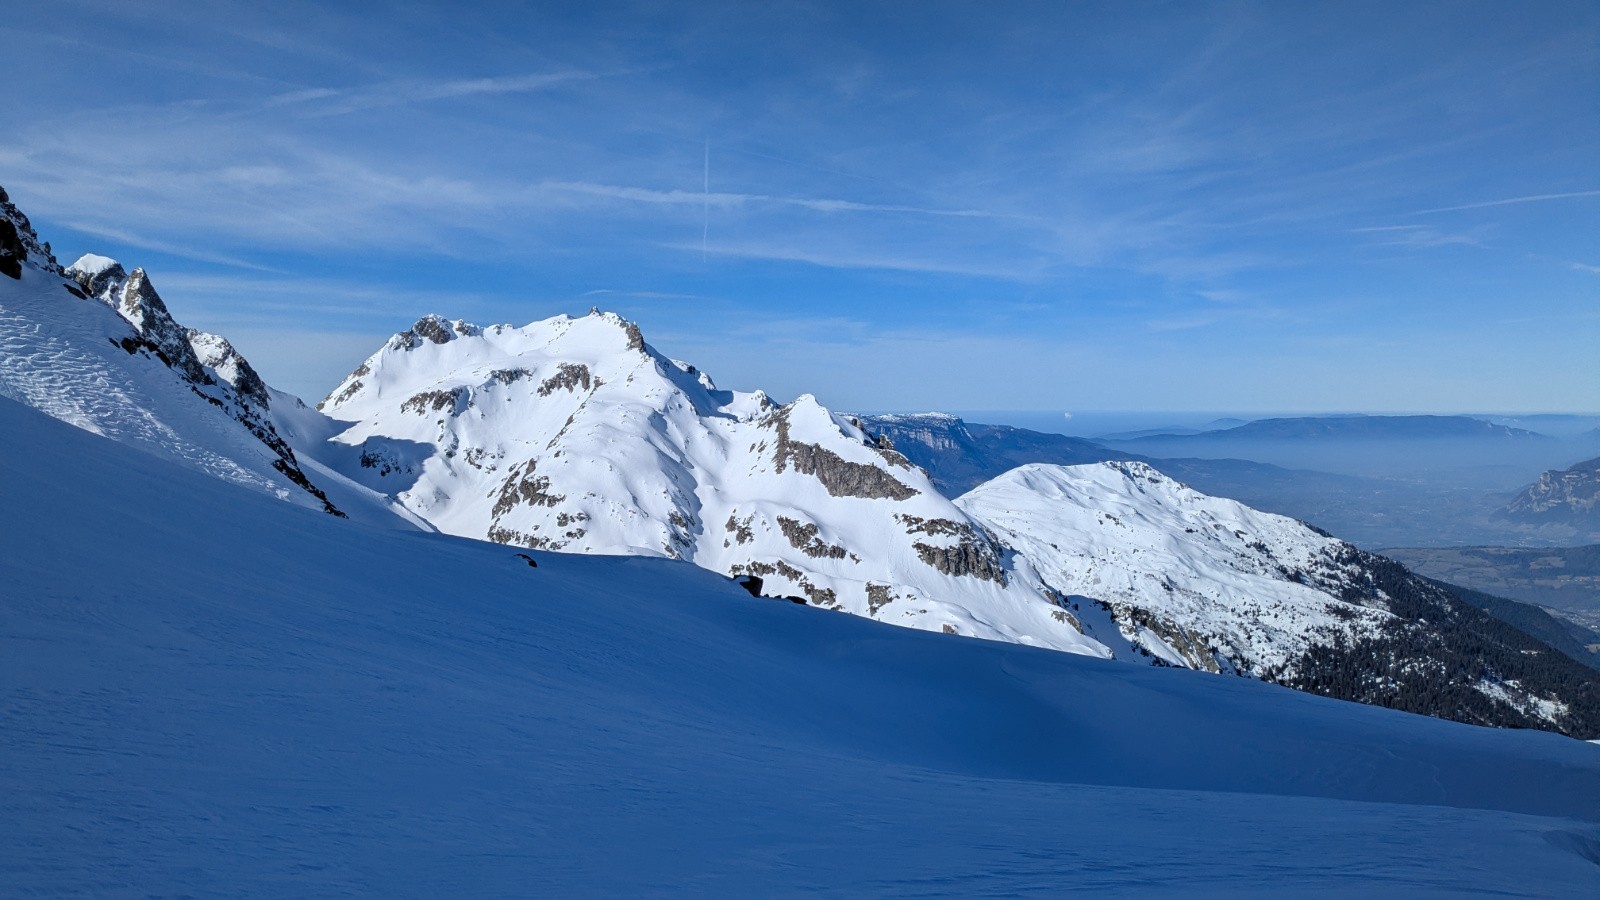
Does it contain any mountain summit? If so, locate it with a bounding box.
[313,309,1109,655]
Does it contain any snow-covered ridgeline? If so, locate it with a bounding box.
[315,310,1109,656]
[0,188,404,524]
[957,462,1387,671]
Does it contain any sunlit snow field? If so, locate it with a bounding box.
[4,397,1600,894]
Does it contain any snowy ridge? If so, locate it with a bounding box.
[958,461,1385,671]
[0,185,379,520]
[958,460,1591,730]
[316,310,1108,655]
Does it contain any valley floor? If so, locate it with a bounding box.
[4,397,1600,895]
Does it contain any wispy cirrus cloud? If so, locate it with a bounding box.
[579,288,707,302]
[541,180,1018,219]
[55,221,285,272]
[680,240,1050,280]
[1413,188,1600,215]
[1350,224,1486,248]
[263,70,602,117]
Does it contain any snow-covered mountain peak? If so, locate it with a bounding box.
[64,255,210,385]
[388,313,485,350]
[324,308,667,415]
[307,310,1112,654]
[996,459,1194,502]
[64,253,125,293]
[187,329,271,408]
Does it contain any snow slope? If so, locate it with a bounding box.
[315,311,1107,655]
[5,394,1600,894]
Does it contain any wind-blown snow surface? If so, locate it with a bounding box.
[0,254,299,503]
[316,311,1107,655]
[5,395,1600,894]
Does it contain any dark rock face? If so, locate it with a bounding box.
[484,466,586,551]
[0,186,61,279]
[866,583,894,615]
[272,458,346,518]
[777,516,848,560]
[490,367,531,385]
[390,315,478,351]
[913,536,1006,585]
[99,269,212,386]
[401,387,467,416]
[729,559,839,608]
[895,515,965,537]
[68,260,128,297]
[412,315,455,345]
[0,219,24,279]
[537,363,594,396]
[768,409,918,501]
[895,514,1007,584]
[491,460,566,518]
[724,514,754,545]
[2,188,342,517]
[321,380,364,411]
[318,362,374,410]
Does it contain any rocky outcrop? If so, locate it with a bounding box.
[401,387,467,416]
[777,516,849,560]
[767,407,918,501]
[0,186,60,280]
[390,314,480,351]
[411,314,456,345]
[491,460,566,517]
[0,219,25,280]
[1504,456,1600,523]
[537,363,594,396]
[57,251,343,517]
[67,259,211,386]
[188,330,271,408]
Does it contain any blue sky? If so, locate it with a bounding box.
[4,0,1596,414]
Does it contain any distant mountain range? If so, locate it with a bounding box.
[1107,414,1547,443]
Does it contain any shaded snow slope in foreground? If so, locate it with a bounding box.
[4,397,1600,894]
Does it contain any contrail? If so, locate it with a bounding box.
[702,139,710,263]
